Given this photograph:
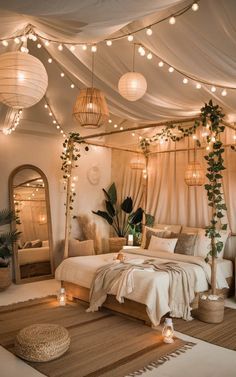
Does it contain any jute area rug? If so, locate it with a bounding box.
[0,296,194,377]
[173,307,236,351]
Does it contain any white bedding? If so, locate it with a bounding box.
[18,247,50,266]
[55,248,232,325]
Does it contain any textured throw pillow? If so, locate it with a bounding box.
[68,239,95,257]
[145,229,166,249]
[23,241,32,249]
[31,239,43,248]
[148,235,178,253]
[167,232,197,255]
[141,226,162,249]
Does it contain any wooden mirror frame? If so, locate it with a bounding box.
[9,164,54,284]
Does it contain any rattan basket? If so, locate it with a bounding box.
[0,266,11,291]
[197,296,224,323]
[109,237,126,253]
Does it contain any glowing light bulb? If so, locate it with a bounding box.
[58,44,63,51]
[37,43,42,48]
[108,119,112,123]
[82,44,87,50]
[146,28,153,36]
[196,83,201,89]
[91,45,97,52]
[169,16,176,25]
[60,72,65,77]
[114,124,118,128]
[211,86,216,93]
[183,78,188,84]
[21,35,27,42]
[44,104,48,108]
[44,40,50,46]
[70,45,75,51]
[168,67,174,73]
[131,132,135,136]
[71,84,75,88]
[233,135,236,140]
[158,61,164,67]
[49,112,52,116]
[147,52,153,60]
[2,40,8,46]
[14,37,20,44]
[221,89,227,96]
[192,2,199,11]
[106,40,112,46]
[127,35,134,42]
[48,58,52,63]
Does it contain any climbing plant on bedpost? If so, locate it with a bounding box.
[61,133,89,259]
[201,100,227,295]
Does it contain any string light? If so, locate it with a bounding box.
[131,132,135,136]
[120,126,124,130]
[146,28,153,36]
[43,97,66,138]
[2,109,23,136]
[70,84,75,89]
[82,44,87,50]
[192,2,199,11]
[58,44,63,51]
[70,45,75,51]
[183,78,188,84]
[114,124,118,128]
[2,40,8,46]
[48,58,52,63]
[60,72,65,77]
[127,35,134,42]
[221,89,227,96]
[91,45,97,52]
[44,40,50,46]
[168,67,174,73]
[37,43,42,48]
[108,119,112,123]
[147,52,153,60]
[169,16,176,25]
[158,61,164,67]
[106,40,112,46]
[196,83,201,89]
[211,86,216,93]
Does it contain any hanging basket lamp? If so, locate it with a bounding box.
[0,51,48,109]
[184,161,205,186]
[73,87,109,129]
[118,72,147,101]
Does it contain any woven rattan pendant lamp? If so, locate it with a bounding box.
[73,54,109,128]
[185,135,204,186]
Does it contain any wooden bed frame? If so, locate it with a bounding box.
[62,276,234,325]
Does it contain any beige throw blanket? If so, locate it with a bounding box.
[87,258,210,322]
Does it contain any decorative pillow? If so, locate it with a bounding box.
[145,229,166,249]
[195,229,230,258]
[23,241,32,249]
[154,223,182,233]
[31,239,42,248]
[148,235,178,253]
[167,232,197,255]
[141,226,164,249]
[68,239,95,257]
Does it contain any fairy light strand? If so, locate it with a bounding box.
[43,96,67,138]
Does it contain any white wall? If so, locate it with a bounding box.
[0,132,112,266]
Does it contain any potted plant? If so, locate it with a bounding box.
[197,101,227,323]
[92,183,154,252]
[0,209,20,290]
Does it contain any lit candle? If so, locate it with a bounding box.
[128,234,134,246]
[58,287,66,306]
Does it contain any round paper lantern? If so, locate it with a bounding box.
[184,162,205,186]
[73,87,109,128]
[0,51,48,108]
[118,72,147,101]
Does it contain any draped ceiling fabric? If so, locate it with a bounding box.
[0,0,236,144]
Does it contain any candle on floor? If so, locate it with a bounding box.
[162,318,174,343]
[58,287,66,306]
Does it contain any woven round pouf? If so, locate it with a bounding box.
[15,324,70,362]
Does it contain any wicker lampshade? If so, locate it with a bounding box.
[184,162,205,186]
[0,51,48,109]
[73,87,109,129]
[118,72,147,101]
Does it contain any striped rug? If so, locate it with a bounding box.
[0,297,194,377]
[173,307,236,351]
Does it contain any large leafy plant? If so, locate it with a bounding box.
[0,209,20,268]
[92,183,154,238]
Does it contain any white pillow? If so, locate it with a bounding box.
[195,229,230,258]
[148,235,178,254]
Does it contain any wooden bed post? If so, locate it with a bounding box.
[64,138,74,259]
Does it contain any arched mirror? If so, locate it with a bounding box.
[9,165,54,284]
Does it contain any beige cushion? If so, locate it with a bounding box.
[181,226,202,234]
[141,226,165,249]
[68,239,95,257]
[148,235,178,254]
[154,223,182,233]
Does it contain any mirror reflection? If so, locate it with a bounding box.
[10,165,53,283]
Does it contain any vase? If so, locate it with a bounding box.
[109,237,126,253]
[0,266,12,291]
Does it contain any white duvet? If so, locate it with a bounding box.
[55,248,231,325]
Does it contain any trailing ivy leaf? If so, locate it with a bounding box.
[221,224,228,230]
